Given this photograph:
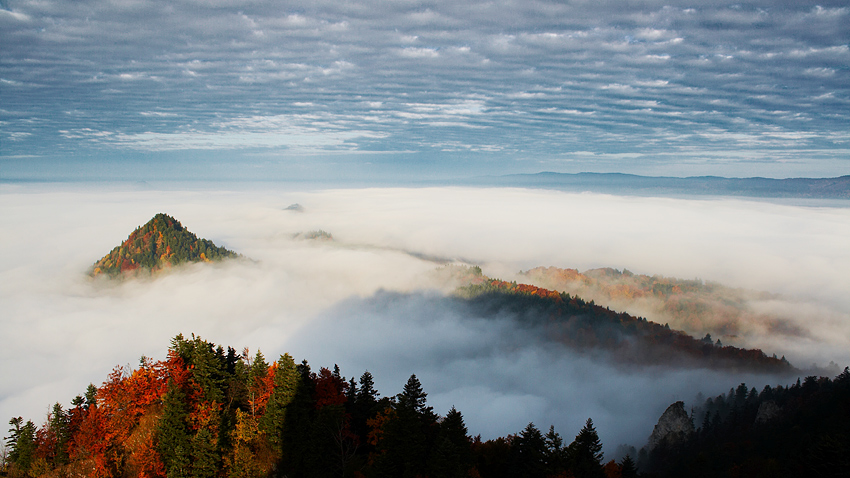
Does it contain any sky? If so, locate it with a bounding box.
[2,0,849,181]
[2,183,849,451]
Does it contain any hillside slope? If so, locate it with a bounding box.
[455,277,794,373]
[643,369,850,477]
[520,266,799,345]
[90,213,238,277]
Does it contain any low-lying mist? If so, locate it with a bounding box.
[518,266,849,372]
[1,182,848,452]
[284,290,797,450]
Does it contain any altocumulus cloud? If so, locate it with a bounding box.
[1,0,849,178]
[1,184,849,449]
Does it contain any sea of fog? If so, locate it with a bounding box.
[2,182,849,452]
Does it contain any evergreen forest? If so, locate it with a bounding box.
[455,278,792,372]
[5,333,848,478]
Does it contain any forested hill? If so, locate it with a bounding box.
[520,266,778,342]
[1,335,624,478]
[90,214,238,277]
[5,335,845,478]
[642,369,850,477]
[455,279,794,373]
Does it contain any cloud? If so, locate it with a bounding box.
[1,184,848,451]
[55,114,390,152]
[1,0,848,178]
[286,289,791,449]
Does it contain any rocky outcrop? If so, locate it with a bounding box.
[646,401,694,451]
[755,400,781,424]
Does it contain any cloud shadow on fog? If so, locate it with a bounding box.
[280,289,797,452]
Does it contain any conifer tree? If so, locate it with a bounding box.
[431,407,472,478]
[568,418,605,478]
[620,454,638,478]
[513,422,547,478]
[397,374,434,419]
[356,370,380,418]
[157,381,192,478]
[260,353,298,454]
[346,377,358,410]
[6,417,37,475]
[192,340,226,404]
[545,425,568,474]
[349,370,379,451]
[372,375,436,478]
[278,360,316,477]
[84,384,97,409]
[192,427,219,478]
[248,351,269,389]
[46,402,70,467]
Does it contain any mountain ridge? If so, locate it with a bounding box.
[519,265,786,345]
[454,276,794,373]
[463,172,850,198]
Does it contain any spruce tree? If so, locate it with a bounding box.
[84,384,97,408]
[6,417,37,475]
[356,371,379,413]
[157,381,192,478]
[397,374,434,419]
[192,427,219,478]
[545,425,568,474]
[512,422,547,478]
[350,370,379,449]
[431,407,472,478]
[568,418,605,478]
[372,375,436,478]
[260,353,298,454]
[192,340,226,404]
[346,377,358,409]
[278,360,316,477]
[48,403,70,466]
[620,454,638,478]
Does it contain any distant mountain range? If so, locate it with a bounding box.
[464,172,850,198]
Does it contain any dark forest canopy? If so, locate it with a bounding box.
[640,369,850,478]
[3,335,847,478]
[454,278,794,373]
[1,334,619,478]
[90,214,239,278]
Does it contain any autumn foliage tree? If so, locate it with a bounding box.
[3,335,475,478]
[10,334,844,478]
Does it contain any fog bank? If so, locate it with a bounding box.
[284,290,794,449]
[1,183,848,449]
